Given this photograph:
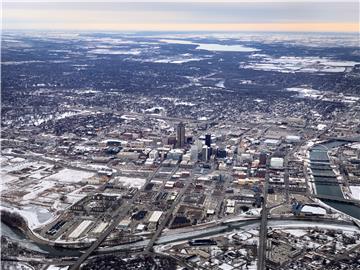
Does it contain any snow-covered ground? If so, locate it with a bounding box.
[46,266,69,270]
[1,262,35,270]
[349,186,360,200]
[23,180,57,201]
[241,55,360,73]
[282,229,308,237]
[116,176,146,188]
[174,101,196,106]
[145,56,209,64]
[349,143,360,150]
[44,168,95,183]
[88,48,141,55]
[270,221,360,233]
[317,124,327,130]
[286,87,323,99]
[1,204,55,229]
[243,208,261,216]
[197,43,259,52]
[0,173,18,186]
[215,80,225,88]
[301,205,327,215]
[160,39,259,52]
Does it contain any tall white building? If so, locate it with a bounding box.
[190,145,198,162]
[202,145,209,161]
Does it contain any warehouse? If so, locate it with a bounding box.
[91,221,108,234]
[69,220,93,239]
[149,211,163,223]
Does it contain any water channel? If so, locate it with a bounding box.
[2,139,360,256]
[310,140,360,220]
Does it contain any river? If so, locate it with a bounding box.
[2,139,360,256]
[310,140,360,220]
[1,221,82,257]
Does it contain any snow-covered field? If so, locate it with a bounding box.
[241,54,360,73]
[88,48,142,55]
[160,39,259,52]
[0,173,18,186]
[1,158,54,193]
[23,180,57,201]
[215,80,225,88]
[151,57,207,64]
[17,168,94,201]
[196,43,259,52]
[44,168,95,183]
[286,87,323,99]
[116,176,146,188]
[0,157,99,231]
[1,204,55,229]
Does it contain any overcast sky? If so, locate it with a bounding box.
[3,1,359,32]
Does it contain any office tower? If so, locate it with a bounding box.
[205,134,211,147]
[202,145,209,161]
[176,122,185,148]
[190,145,198,162]
[217,148,227,158]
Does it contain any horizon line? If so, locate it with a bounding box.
[4,23,359,33]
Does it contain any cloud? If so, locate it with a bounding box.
[3,0,358,2]
[3,1,359,32]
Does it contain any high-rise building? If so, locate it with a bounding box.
[190,145,198,162]
[176,122,185,148]
[205,134,211,147]
[217,148,227,158]
[202,145,209,161]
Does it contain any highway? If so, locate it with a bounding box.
[69,163,164,270]
[257,162,270,270]
[145,165,193,251]
[283,154,290,203]
[96,216,357,253]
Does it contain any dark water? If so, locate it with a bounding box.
[1,221,82,257]
[310,140,360,220]
[2,139,360,257]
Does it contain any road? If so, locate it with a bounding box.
[283,154,290,203]
[257,161,270,270]
[97,216,356,253]
[145,166,193,251]
[4,216,358,268]
[69,163,164,270]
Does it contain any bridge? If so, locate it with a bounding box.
[327,137,360,143]
[312,194,360,206]
[69,163,165,270]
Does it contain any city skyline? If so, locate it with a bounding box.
[2,1,360,269]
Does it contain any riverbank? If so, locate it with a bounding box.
[1,209,29,235]
[309,140,360,220]
[0,209,88,257]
